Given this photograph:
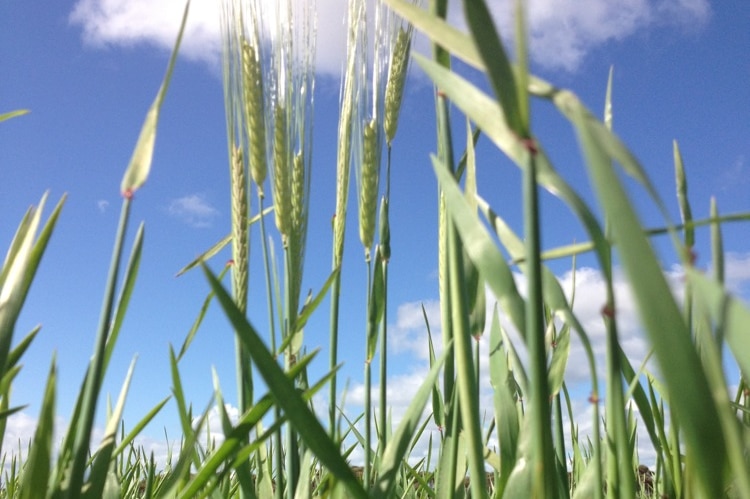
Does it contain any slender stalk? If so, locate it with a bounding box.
[378,148,392,462]
[431,0,457,488]
[363,258,374,487]
[522,146,555,497]
[66,197,131,498]
[447,221,486,498]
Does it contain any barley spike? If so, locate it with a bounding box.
[242,37,267,196]
[359,118,379,251]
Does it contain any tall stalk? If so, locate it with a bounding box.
[329,0,364,439]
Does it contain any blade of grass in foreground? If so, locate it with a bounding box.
[201,263,368,499]
[569,98,727,497]
[371,343,450,499]
[84,358,137,499]
[18,356,55,499]
[64,3,190,495]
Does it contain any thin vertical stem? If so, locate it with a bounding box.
[363,258,373,487]
[523,148,555,497]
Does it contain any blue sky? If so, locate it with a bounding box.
[2,0,749,466]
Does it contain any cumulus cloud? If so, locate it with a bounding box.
[69,0,711,74]
[167,193,219,228]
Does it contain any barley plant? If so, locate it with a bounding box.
[3,0,750,497]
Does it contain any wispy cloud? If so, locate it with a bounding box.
[97,199,110,213]
[167,193,219,228]
[475,0,711,71]
[69,0,711,74]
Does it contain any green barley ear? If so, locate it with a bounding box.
[273,104,291,243]
[384,27,412,145]
[359,118,379,253]
[378,195,390,262]
[230,145,248,312]
[291,150,306,237]
[241,37,267,196]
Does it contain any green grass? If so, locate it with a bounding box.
[2,0,750,497]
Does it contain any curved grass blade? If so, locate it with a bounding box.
[174,207,273,277]
[488,306,519,495]
[201,263,369,499]
[0,193,64,379]
[370,343,450,499]
[176,263,231,362]
[673,141,694,249]
[0,109,29,122]
[6,325,40,371]
[415,55,612,279]
[293,267,340,337]
[120,0,190,195]
[572,107,727,497]
[424,304,445,431]
[84,357,137,499]
[18,356,55,499]
[104,222,144,370]
[463,0,523,135]
[112,396,170,459]
[431,155,526,335]
[508,212,750,265]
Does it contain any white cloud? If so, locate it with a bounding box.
[723,252,750,296]
[69,0,711,75]
[473,0,711,71]
[167,193,219,228]
[69,0,223,65]
[97,199,110,213]
[69,0,349,74]
[345,257,750,467]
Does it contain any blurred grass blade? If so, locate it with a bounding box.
[0,109,29,122]
[0,193,64,378]
[688,268,750,382]
[177,396,278,499]
[6,325,40,371]
[85,357,137,499]
[673,140,694,248]
[175,206,272,277]
[382,0,481,68]
[104,222,144,370]
[294,267,340,336]
[19,356,55,499]
[463,0,522,134]
[572,104,727,497]
[113,396,170,458]
[120,0,190,195]
[431,155,527,335]
[370,344,449,499]
[488,306,519,494]
[176,263,231,362]
[415,55,611,275]
[201,262,369,499]
[424,304,445,432]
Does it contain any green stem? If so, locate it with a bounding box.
[66,197,131,498]
[284,248,300,498]
[447,221,486,499]
[328,268,342,438]
[523,147,555,497]
[258,195,284,499]
[363,257,373,487]
[378,146,392,462]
